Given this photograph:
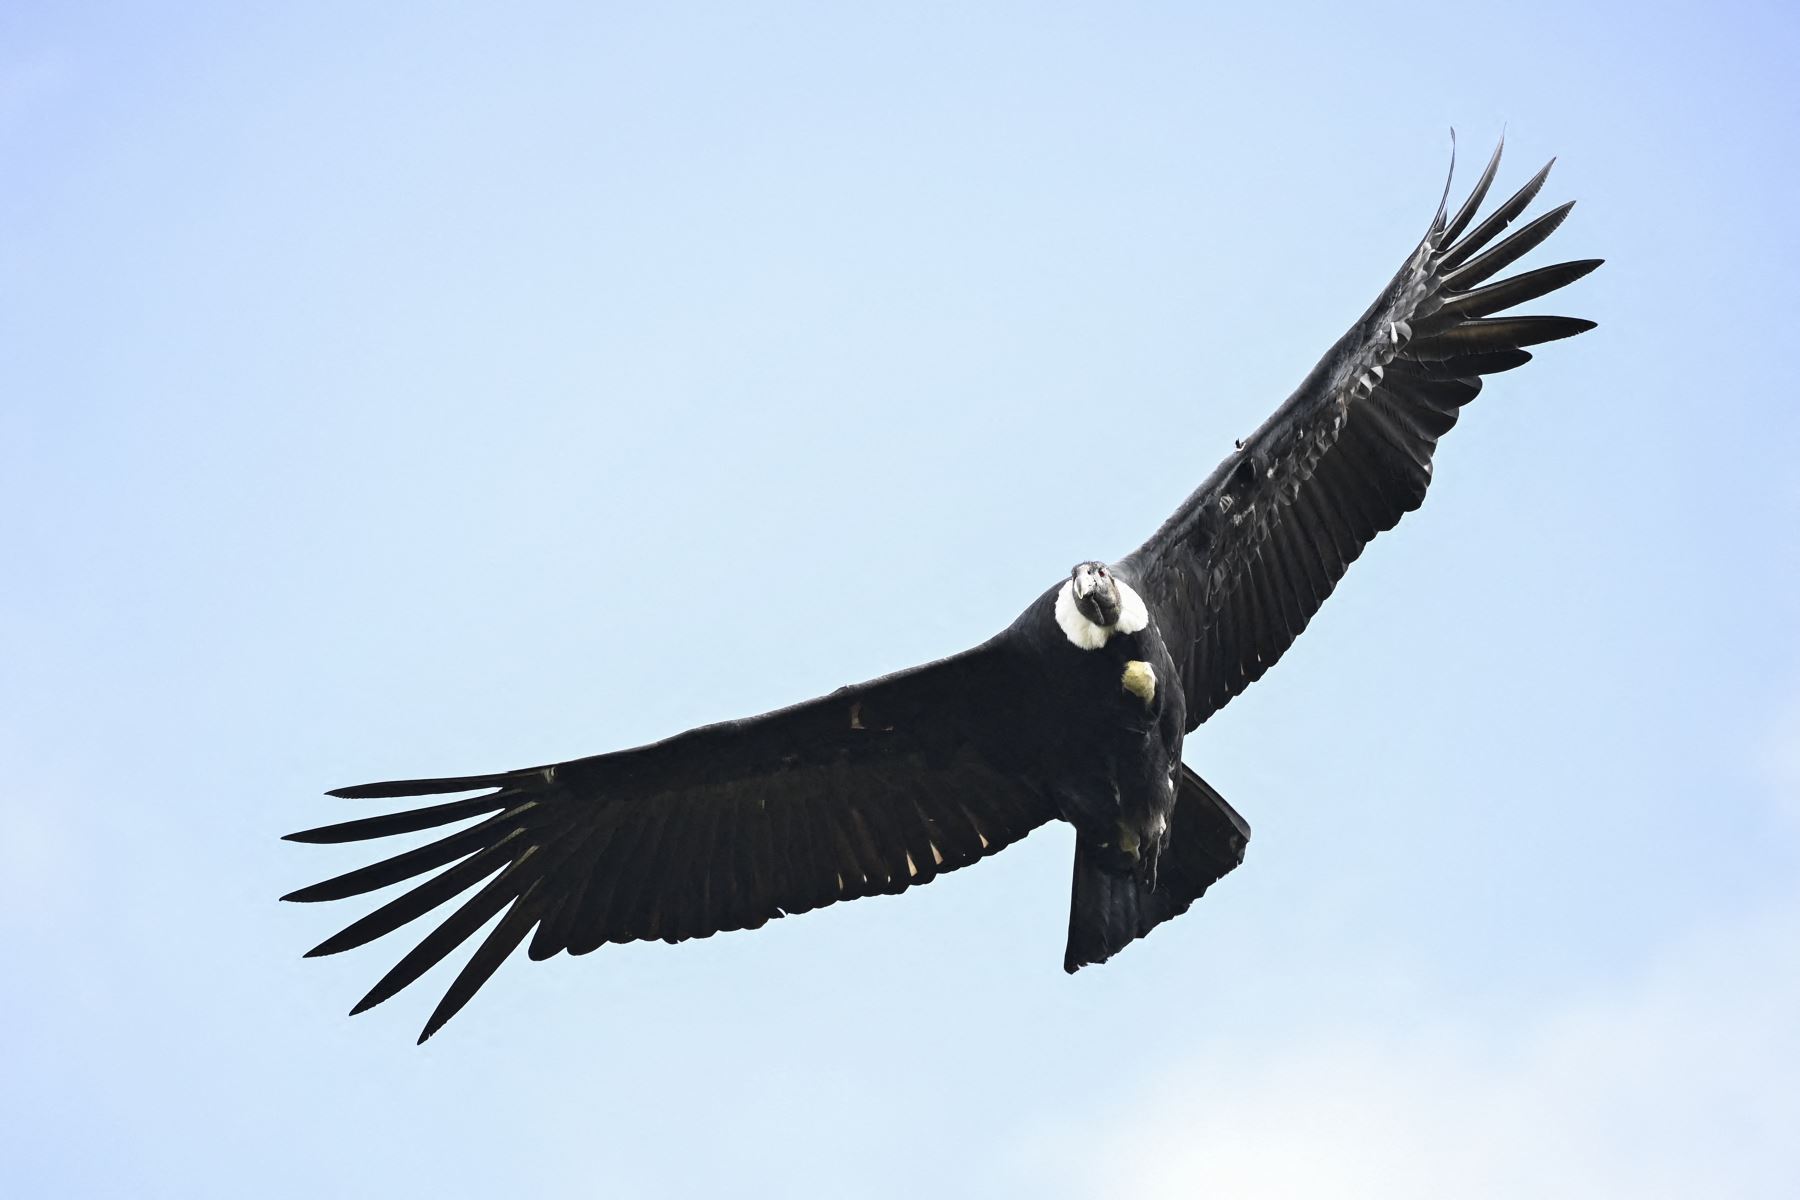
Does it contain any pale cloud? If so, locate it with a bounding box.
[1023,898,1800,1199]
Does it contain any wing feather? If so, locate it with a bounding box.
[349,856,533,1017]
[280,814,531,903]
[1445,203,1575,289]
[303,836,521,958]
[1438,136,1505,247]
[421,892,541,1042]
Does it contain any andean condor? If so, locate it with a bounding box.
[286,138,1599,1041]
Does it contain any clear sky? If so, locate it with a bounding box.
[4,3,1797,1196]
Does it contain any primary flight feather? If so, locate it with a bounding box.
[286,138,1599,1042]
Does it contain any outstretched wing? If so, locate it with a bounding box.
[1120,139,1599,726]
[284,638,1054,1041]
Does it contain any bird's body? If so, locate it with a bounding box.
[1034,570,1185,878]
[286,138,1599,1041]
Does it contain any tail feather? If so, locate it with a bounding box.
[1064,765,1249,972]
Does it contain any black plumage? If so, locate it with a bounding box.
[286,138,1597,1041]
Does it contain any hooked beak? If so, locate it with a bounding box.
[1071,566,1122,627]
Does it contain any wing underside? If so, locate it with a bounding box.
[1123,139,1599,725]
[284,642,1055,1040]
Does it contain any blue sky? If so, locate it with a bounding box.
[4,3,1797,1196]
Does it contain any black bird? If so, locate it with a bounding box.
[286,139,1599,1042]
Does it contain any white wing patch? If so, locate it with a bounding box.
[1054,577,1150,650]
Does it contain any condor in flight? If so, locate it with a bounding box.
[286,140,1598,1041]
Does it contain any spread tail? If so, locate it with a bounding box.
[1064,765,1250,972]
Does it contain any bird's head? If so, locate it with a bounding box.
[1069,561,1123,628]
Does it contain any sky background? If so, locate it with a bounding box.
[4,2,1798,1196]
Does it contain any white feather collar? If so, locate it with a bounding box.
[1054,577,1149,650]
